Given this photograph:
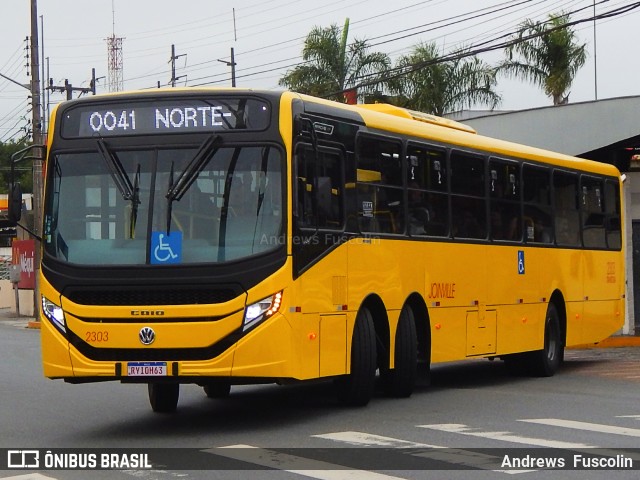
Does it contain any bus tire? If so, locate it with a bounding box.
[204,383,231,398]
[381,305,417,397]
[335,307,377,406]
[148,383,179,413]
[528,303,563,377]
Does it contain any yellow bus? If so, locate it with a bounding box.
[21,88,624,412]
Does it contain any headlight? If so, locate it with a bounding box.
[243,291,282,332]
[42,296,66,333]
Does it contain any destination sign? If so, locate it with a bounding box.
[61,97,271,138]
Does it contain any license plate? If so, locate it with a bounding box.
[127,361,167,376]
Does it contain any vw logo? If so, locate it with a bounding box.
[139,327,156,345]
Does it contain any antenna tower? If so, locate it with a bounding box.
[106,0,124,92]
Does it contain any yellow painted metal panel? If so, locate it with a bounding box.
[319,314,347,377]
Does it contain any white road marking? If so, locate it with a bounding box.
[0,475,58,480]
[211,444,406,480]
[313,431,530,475]
[520,418,640,437]
[418,423,595,449]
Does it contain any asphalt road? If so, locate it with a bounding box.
[1,318,640,480]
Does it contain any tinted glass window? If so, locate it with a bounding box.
[554,171,580,246]
[605,179,621,249]
[522,164,553,243]
[581,176,606,249]
[355,136,404,234]
[406,144,448,237]
[295,145,344,230]
[489,159,521,241]
[451,152,486,239]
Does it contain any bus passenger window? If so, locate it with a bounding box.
[604,180,621,249]
[553,171,580,246]
[406,144,448,237]
[522,164,553,244]
[489,159,521,241]
[356,135,404,234]
[581,176,606,249]
[295,145,344,230]
[451,152,486,239]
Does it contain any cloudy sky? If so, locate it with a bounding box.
[1,0,639,142]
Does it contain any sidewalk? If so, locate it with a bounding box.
[0,307,38,329]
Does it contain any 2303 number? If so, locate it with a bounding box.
[85,331,109,343]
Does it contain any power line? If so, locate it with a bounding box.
[183,0,562,88]
[333,1,640,98]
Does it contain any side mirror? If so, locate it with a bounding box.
[8,182,23,224]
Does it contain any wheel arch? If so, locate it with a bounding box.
[404,292,431,365]
[549,289,567,348]
[358,294,390,370]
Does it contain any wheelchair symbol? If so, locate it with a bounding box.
[517,250,525,275]
[151,232,182,264]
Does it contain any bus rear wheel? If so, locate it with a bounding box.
[335,307,377,406]
[528,303,563,377]
[381,305,417,397]
[148,383,179,413]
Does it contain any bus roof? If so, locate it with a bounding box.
[288,91,621,179]
[51,88,621,179]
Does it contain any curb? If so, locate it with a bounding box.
[569,335,640,349]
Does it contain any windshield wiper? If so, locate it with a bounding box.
[97,139,140,238]
[97,139,135,200]
[165,134,222,233]
[130,164,141,238]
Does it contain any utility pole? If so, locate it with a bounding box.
[49,69,97,99]
[30,0,43,318]
[230,47,236,87]
[217,47,237,87]
[40,14,46,135]
[593,0,598,101]
[169,44,186,87]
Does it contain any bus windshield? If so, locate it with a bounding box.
[43,143,284,265]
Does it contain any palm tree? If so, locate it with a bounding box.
[279,18,391,103]
[388,42,501,116]
[500,13,586,105]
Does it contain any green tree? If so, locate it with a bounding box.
[500,13,586,105]
[279,18,391,102]
[0,140,33,194]
[388,42,501,116]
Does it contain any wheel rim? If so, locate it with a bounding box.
[546,316,558,362]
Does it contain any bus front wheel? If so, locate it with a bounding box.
[148,383,179,413]
[335,307,377,406]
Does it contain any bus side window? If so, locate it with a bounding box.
[406,143,448,237]
[295,145,344,230]
[522,164,553,244]
[489,158,521,241]
[356,135,404,234]
[451,151,486,239]
[604,180,621,249]
[581,176,606,249]
[554,170,581,246]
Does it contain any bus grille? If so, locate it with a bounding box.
[65,287,239,306]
